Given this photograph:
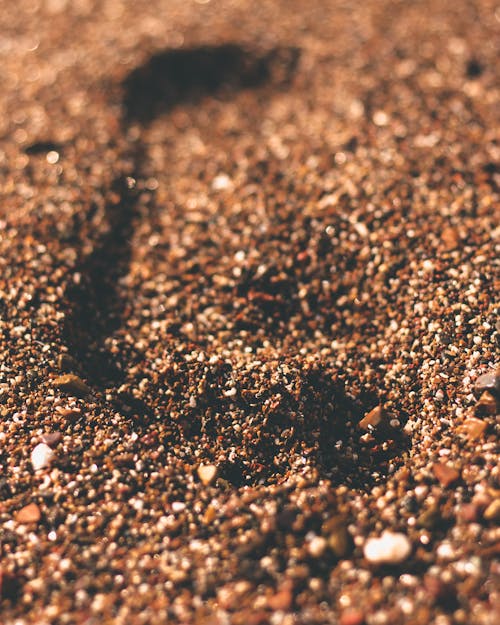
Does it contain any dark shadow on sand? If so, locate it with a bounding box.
[62,43,410,487]
[63,44,301,389]
[122,44,300,124]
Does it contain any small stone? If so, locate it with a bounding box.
[474,369,500,397]
[458,503,479,523]
[432,462,460,488]
[15,503,41,524]
[457,417,487,440]
[324,518,353,558]
[197,464,218,485]
[40,432,62,447]
[267,582,293,611]
[474,392,498,417]
[483,499,500,522]
[440,226,460,251]
[308,535,327,558]
[31,443,55,471]
[340,609,365,625]
[57,406,82,419]
[417,505,441,530]
[53,374,91,397]
[202,505,217,524]
[363,531,412,565]
[212,173,233,191]
[57,353,80,372]
[359,405,384,430]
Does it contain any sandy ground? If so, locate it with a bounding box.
[0,1,499,624]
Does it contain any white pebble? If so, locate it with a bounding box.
[212,174,233,191]
[308,535,327,558]
[373,110,389,126]
[363,531,412,564]
[31,443,54,471]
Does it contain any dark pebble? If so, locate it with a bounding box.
[474,369,500,397]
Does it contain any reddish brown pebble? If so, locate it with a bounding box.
[197,464,218,485]
[340,609,365,625]
[358,405,384,430]
[53,374,91,398]
[458,503,479,523]
[440,226,460,251]
[267,582,293,611]
[15,503,41,524]
[474,392,498,417]
[457,418,488,440]
[432,462,460,488]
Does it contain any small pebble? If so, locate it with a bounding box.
[340,609,365,625]
[474,392,498,417]
[323,517,353,558]
[57,353,80,372]
[358,405,384,430]
[31,443,55,471]
[267,582,293,611]
[363,531,412,565]
[432,462,460,488]
[474,369,500,397]
[197,464,218,485]
[15,503,41,524]
[440,226,460,251]
[202,505,217,525]
[329,526,353,558]
[40,432,62,447]
[212,173,233,191]
[483,499,500,523]
[458,503,479,523]
[53,374,91,397]
[417,505,440,530]
[308,535,327,558]
[457,417,487,440]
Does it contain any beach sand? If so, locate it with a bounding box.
[0,1,498,623]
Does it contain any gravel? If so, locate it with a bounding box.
[0,0,498,623]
